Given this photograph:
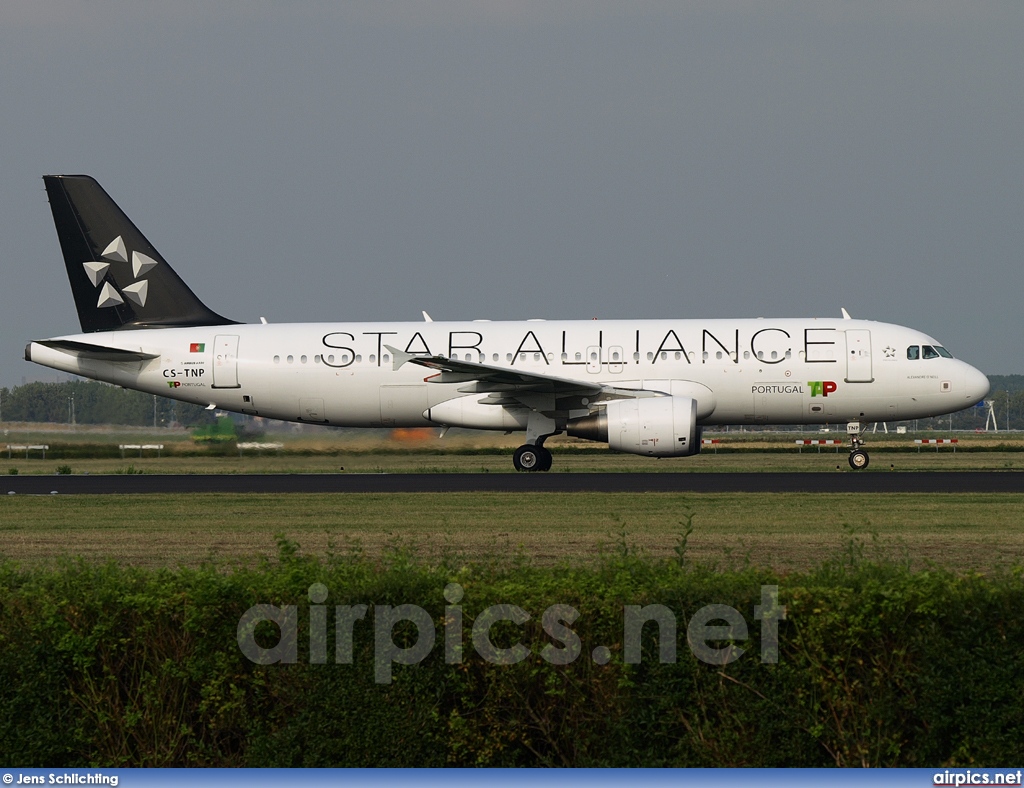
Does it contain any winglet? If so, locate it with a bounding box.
[841,307,852,320]
[385,344,414,371]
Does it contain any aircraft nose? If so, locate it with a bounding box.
[964,364,990,405]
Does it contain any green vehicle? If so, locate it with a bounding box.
[191,416,237,443]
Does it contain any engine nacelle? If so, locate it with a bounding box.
[567,396,701,457]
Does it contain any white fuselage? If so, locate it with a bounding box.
[28,317,989,429]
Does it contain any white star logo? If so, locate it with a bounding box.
[83,235,158,308]
[883,346,896,358]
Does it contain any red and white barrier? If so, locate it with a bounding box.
[795,439,844,453]
[701,438,721,453]
[915,438,958,452]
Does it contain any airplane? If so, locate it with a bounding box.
[25,175,990,471]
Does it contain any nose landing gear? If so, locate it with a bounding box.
[848,447,869,470]
[846,422,870,470]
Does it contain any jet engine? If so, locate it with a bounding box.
[567,396,701,457]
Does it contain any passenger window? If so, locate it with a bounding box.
[922,345,939,360]
[907,346,920,360]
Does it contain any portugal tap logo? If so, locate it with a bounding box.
[808,381,837,397]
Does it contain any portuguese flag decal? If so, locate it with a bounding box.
[190,343,205,353]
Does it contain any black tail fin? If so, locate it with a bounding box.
[43,175,238,333]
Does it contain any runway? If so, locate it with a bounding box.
[5,471,1024,495]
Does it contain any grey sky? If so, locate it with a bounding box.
[3,1,1022,387]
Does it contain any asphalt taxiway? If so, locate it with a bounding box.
[4,471,1024,495]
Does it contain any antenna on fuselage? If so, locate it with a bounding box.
[841,308,852,320]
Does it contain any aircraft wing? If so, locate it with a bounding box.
[385,345,656,407]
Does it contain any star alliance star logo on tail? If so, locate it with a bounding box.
[82,235,158,309]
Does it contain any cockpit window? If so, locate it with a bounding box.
[935,346,953,358]
[922,345,940,360]
[907,346,920,360]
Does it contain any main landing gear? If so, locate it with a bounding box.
[513,444,553,472]
[846,421,870,470]
[513,412,559,472]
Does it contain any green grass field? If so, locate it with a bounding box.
[5,445,1024,475]
[3,428,1022,573]
[3,423,1024,475]
[2,491,1022,572]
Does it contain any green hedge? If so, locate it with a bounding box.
[0,543,1022,767]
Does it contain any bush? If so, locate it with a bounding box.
[0,548,1022,767]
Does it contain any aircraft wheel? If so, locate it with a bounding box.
[513,444,544,472]
[536,446,553,472]
[848,450,870,470]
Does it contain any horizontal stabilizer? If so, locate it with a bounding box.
[30,339,159,362]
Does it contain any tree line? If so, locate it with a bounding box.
[0,380,216,427]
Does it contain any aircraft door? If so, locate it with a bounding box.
[845,329,873,383]
[212,335,240,389]
[585,345,624,374]
[608,346,624,374]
